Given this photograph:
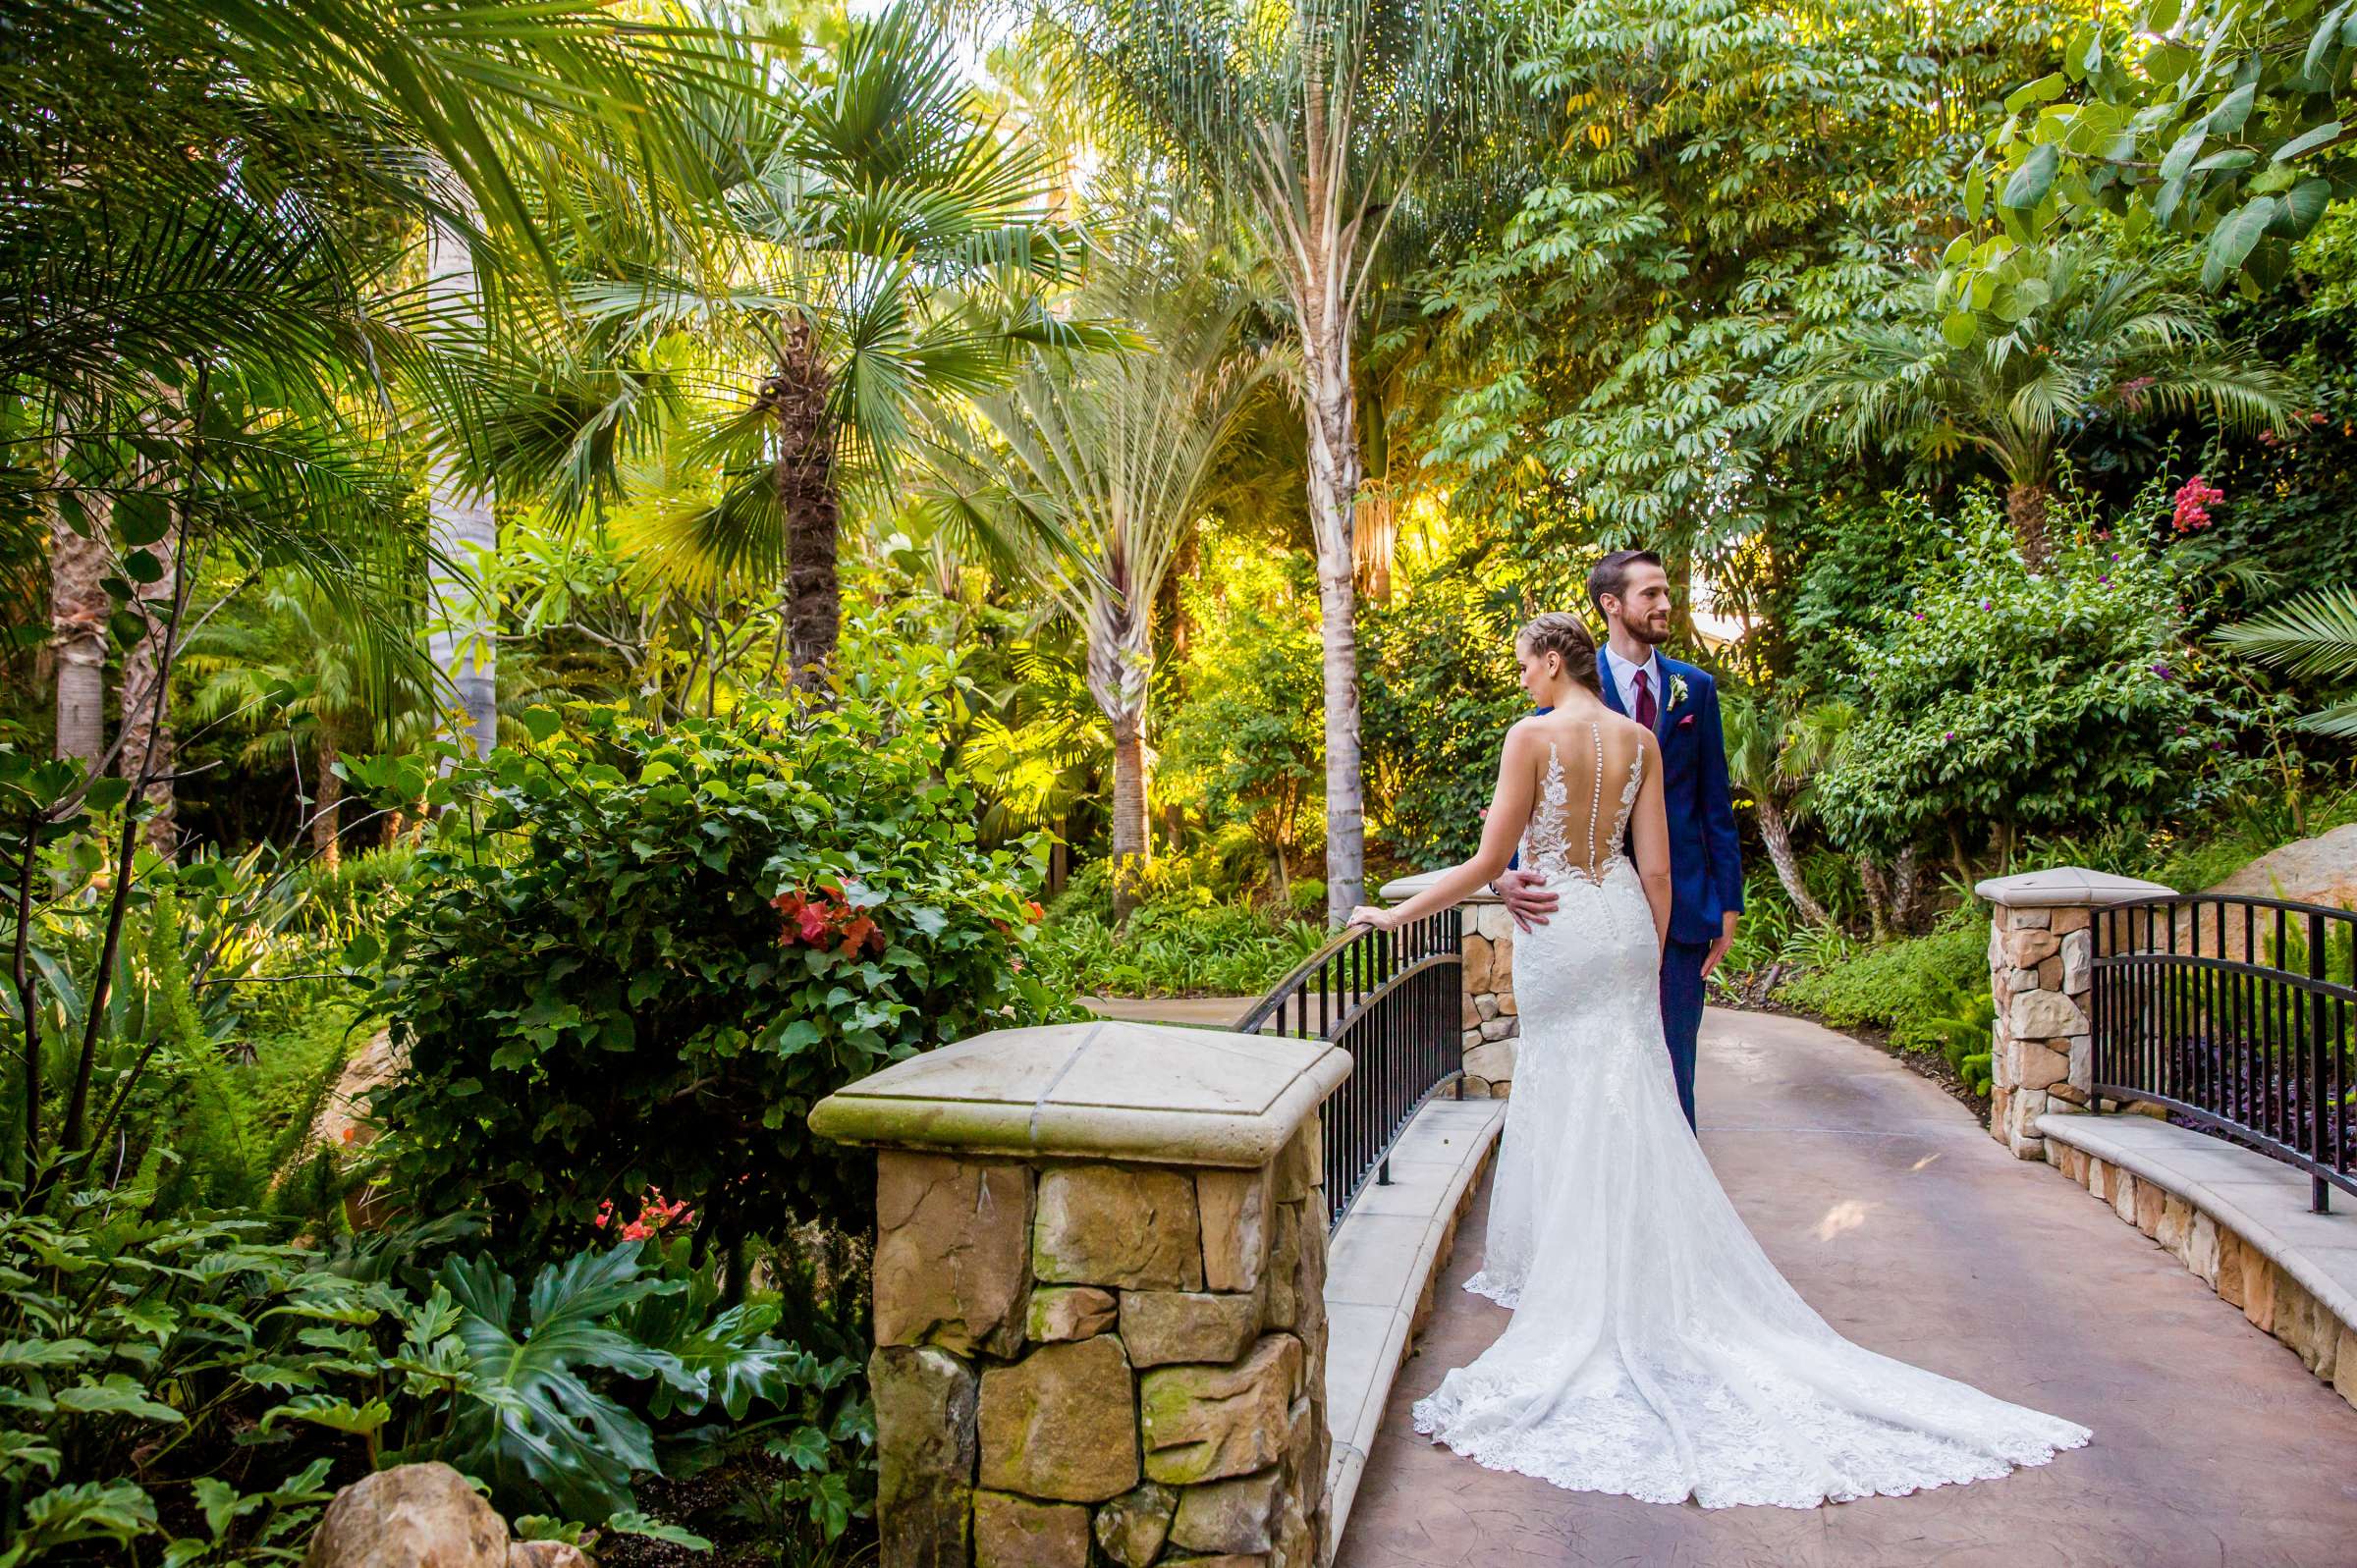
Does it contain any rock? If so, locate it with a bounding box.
[1477,1016,1515,1041]
[2049,905,2092,935]
[977,1336,1139,1503]
[2006,907,2052,930]
[1473,903,1513,942]
[1273,1124,1318,1205]
[1288,1206,1328,1350]
[1034,1165,1202,1290]
[872,1345,979,1568]
[1473,993,1499,1021]
[1199,1167,1272,1294]
[1460,1041,1515,1086]
[1989,1084,2010,1144]
[2273,1270,2339,1379]
[1169,1467,1285,1555]
[2243,1249,2278,1334]
[1987,920,2007,969]
[2010,1039,2067,1092]
[2184,1208,2220,1283]
[2206,823,2357,946]
[2336,1324,2357,1410]
[2048,1081,2089,1108]
[2064,1034,2093,1092]
[1281,1395,1325,1495]
[1495,990,1517,1016]
[971,1491,1090,1568]
[1460,934,1494,993]
[1027,1286,1118,1343]
[1124,1291,1264,1369]
[1273,1496,1316,1568]
[1458,995,1481,1029]
[508,1545,590,1568]
[2035,954,2064,991]
[1092,1482,1178,1567]
[1140,1334,1301,1485]
[2217,1226,2247,1309]
[875,1153,1032,1358]
[2060,931,2091,994]
[2009,991,2088,1040]
[303,1463,506,1568]
[1160,1557,1268,1567]
[2006,928,2060,967]
[1264,1203,1303,1329]
[2110,1169,2138,1225]
[2133,1179,2165,1238]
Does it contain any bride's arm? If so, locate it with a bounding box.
[1631,732,1672,949]
[1352,725,1540,931]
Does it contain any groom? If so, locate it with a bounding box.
[1497,550,1742,1130]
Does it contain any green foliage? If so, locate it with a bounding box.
[1778,915,1994,1054]
[1947,0,2357,310]
[367,693,1075,1270]
[1030,899,1326,1000]
[1361,568,1528,867]
[1809,484,2254,853]
[0,1190,859,1565]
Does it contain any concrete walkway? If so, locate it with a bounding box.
[1336,1007,2357,1568]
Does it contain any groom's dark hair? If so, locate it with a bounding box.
[1588,549,1665,620]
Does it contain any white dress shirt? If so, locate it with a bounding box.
[1604,643,1664,729]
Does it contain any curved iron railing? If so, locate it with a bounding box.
[2092,893,2357,1212]
[1237,908,1463,1230]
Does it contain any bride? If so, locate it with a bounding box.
[1347,612,2089,1509]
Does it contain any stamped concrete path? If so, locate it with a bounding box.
[1336,1007,2357,1568]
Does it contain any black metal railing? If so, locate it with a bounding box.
[1235,908,1463,1231]
[2092,893,2357,1212]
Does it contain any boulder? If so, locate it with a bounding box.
[2009,1039,2066,1093]
[871,1345,979,1568]
[971,1491,1090,1568]
[977,1336,1139,1502]
[303,1463,506,1568]
[2059,930,2091,994]
[1461,1041,1515,1086]
[1478,1016,1515,1041]
[1034,1165,1203,1289]
[2009,991,2088,1041]
[1198,1167,1272,1294]
[1092,1482,1178,1567]
[875,1153,1033,1358]
[508,1545,590,1568]
[1460,934,1494,993]
[1169,1467,1285,1555]
[1264,1203,1303,1329]
[2206,823,2357,954]
[1027,1285,1118,1343]
[2005,928,2060,967]
[1124,1291,1264,1369]
[1140,1335,1301,1486]
[1273,1123,1319,1204]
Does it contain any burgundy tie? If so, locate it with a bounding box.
[1633,667,1656,730]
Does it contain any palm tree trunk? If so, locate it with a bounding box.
[1858,854,1892,942]
[765,319,839,691]
[2006,480,2053,567]
[118,518,179,856]
[1754,790,1831,926]
[1110,722,1149,926]
[50,486,108,768]
[313,738,343,870]
[1891,844,1925,935]
[1301,317,1366,928]
[425,222,499,759]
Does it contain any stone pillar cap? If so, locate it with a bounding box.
[1974,866,2177,908]
[807,1020,1351,1168]
[1377,870,1498,904]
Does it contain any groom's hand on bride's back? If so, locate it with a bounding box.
[1496,868,1558,932]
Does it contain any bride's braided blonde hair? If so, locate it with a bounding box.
[1516,611,1603,693]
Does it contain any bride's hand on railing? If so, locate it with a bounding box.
[1347,903,1396,932]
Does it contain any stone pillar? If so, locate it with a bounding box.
[1975,868,2174,1162]
[809,1020,1350,1568]
[1380,874,1517,1098]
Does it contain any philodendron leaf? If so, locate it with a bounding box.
[2000,143,2059,212]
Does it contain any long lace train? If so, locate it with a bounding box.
[1411,736,2088,1508]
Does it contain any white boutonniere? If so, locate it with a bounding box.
[1668,674,1690,711]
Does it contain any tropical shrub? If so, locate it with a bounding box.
[1777,914,1991,1054]
[1030,900,1326,1000]
[1810,484,2253,857]
[1361,570,1528,867]
[0,1192,848,1565]
[366,696,1075,1271]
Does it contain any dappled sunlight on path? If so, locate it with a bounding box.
[1336,1007,2357,1568]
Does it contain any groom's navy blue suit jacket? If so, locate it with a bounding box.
[1526,650,1744,948]
[1593,647,1744,946]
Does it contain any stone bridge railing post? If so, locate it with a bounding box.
[809,1020,1351,1568]
[1379,874,1516,1098]
[1975,868,2174,1161]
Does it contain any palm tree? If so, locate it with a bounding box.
[929,245,1275,922]
[1718,689,1834,928]
[2215,586,2357,738]
[1047,0,1520,925]
[515,3,1104,691]
[1779,241,2294,565]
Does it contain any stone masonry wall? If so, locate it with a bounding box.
[1987,902,2096,1160]
[1458,898,1517,1098]
[869,1123,1330,1568]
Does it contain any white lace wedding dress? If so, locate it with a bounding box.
[1411,724,2090,1508]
